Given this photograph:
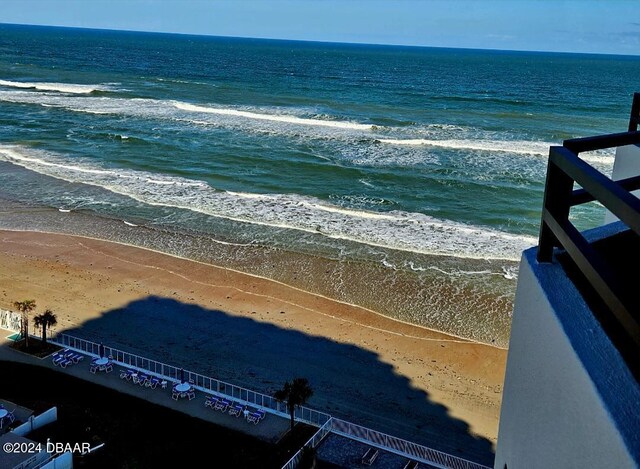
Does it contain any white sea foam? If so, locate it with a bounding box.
[381,258,397,269]
[0,79,113,94]
[501,265,518,280]
[358,179,375,188]
[0,91,372,135]
[0,90,614,170]
[377,137,615,165]
[123,220,138,227]
[406,261,427,272]
[173,101,373,130]
[378,138,551,155]
[67,108,114,115]
[0,144,537,261]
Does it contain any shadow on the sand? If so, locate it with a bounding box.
[51,296,494,465]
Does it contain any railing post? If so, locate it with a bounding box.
[537,148,574,262]
[629,92,640,132]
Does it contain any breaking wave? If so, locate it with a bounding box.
[0,79,115,94]
[0,144,536,261]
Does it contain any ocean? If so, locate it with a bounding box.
[1,24,638,346]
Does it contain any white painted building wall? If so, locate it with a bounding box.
[39,452,73,469]
[494,248,639,469]
[604,144,640,224]
[12,407,58,437]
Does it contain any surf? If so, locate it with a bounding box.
[0,144,537,261]
[0,79,115,94]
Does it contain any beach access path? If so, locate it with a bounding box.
[0,230,506,465]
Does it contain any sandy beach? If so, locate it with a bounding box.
[0,229,506,464]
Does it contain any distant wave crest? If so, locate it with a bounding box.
[377,138,550,156]
[0,89,615,170]
[0,79,115,94]
[173,101,373,130]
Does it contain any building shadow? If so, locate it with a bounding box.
[46,296,494,465]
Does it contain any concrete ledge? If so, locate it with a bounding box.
[495,230,639,469]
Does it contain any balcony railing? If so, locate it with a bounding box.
[537,92,640,374]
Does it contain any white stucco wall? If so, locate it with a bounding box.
[604,144,640,224]
[494,249,638,469]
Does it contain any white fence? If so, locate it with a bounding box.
[331,419,491,469]
[50,332,332,427]
[38,452,73,469]
[281,417,334,469]
[11,450,50,469]
[12,407,58,437]
[0,308,21,333]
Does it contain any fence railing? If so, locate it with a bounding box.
[331,419,491,469]
[0,309,21,333]
[49,332,332,427]
[281,418,334,469]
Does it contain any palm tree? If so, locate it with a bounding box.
[13,299,36,348]
[34,309,57,344]
[274,377,314,433]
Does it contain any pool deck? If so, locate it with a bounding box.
[0,334,290,443]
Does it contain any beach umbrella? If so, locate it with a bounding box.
[179,368,185,384]
[99,343,105,358]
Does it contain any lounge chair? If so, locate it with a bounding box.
[228,404,243,417]
[134,373,148,385]
[214,399,230,412]
[362,448,379,466]
[57,358,72,368]
[148,377,161,389]
[53,354,72,365]
[204,396,216,408]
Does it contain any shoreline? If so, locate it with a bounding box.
[0,198,517,346]
[0,227,505,349]
[0,229,507,463]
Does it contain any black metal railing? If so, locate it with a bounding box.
[537,93,640,357]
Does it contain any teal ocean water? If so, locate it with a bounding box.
[1,24,638,345]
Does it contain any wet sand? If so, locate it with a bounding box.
[0,229,506,464]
